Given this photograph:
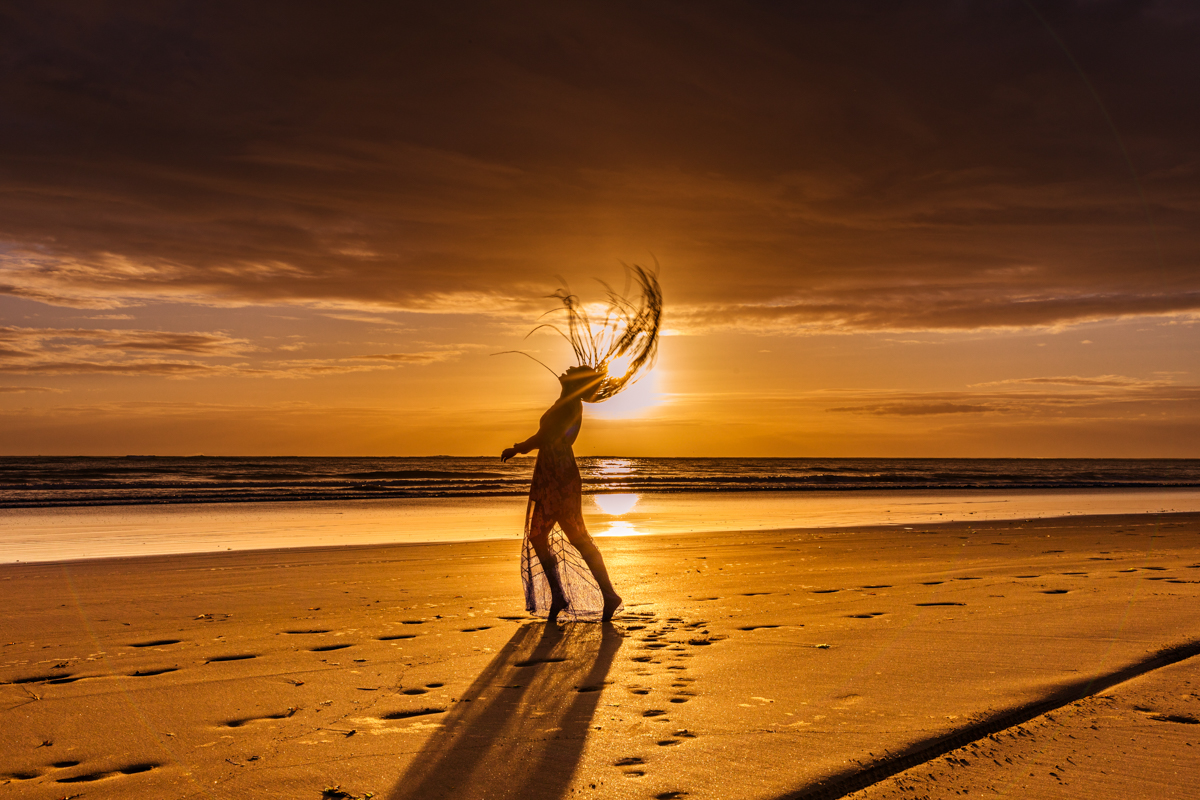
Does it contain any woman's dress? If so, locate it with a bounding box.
[520,430,614,621]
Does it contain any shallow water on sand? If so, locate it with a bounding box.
[3,488,1199,564]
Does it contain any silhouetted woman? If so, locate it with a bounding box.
[501,266,662,623]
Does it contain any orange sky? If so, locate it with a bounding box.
[1,3,1197,457]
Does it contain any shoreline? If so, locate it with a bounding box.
[3,486,1200,565]
[7,480,1200,511]
[0,507,1196,571]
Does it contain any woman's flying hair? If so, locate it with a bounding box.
[536,264,663,403]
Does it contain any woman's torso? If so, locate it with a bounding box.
[530,399,583,505]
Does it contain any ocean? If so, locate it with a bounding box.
[3,456,1200,509]
[4,457,1199,563]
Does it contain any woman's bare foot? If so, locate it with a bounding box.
[548,595,569,624]
[602,593,623,622]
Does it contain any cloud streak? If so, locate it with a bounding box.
[0,325,459,378]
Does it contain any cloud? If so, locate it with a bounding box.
[828,402,991,416]
[0,3,1196,330]
[0,325,458,378]
[0,385,58,393]
[669,291,1200,335]
[816,380,1200,419]
[0,325,251,357]
[969,374,1172,388]
[350,352,456,364]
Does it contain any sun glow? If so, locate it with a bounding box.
[586,370,664,419]
[593,492,640,515]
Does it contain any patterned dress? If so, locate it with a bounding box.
[520,406,616,621]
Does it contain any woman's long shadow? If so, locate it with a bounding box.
[387,622,624,800]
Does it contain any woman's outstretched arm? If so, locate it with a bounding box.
[501,431,540,462]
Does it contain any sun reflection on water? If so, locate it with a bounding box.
[601,519,645,537]
[591,491,644,536]
[596,459,634,475]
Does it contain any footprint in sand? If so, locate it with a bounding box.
[2,770,42,780]
[284,629,330,635]
[811,589,840,594]
[310,643,352,652]
[514,656,567,667]
[655,730,698,747]
[129,667,179,677]
[461,626,493,632]
[380,708,445,720]
[915,602,964,607]
[378,634,417,641]
[129,639,182,647]
[1148,713,1200,724]
[7,671,77,685]
[55,763,160,783]
[224,708,296,727]
[206,654,257,663]
[846,612,886,619]
[1041,589,1069,594]
[921,581,944,586]
[739,624,780,631]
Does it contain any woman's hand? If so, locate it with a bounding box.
[500,447,518,462]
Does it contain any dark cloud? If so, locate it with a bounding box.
[0,2,1196,328]
[819,379,1200,418]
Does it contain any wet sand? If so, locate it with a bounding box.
[4,487,1199,563]
[2,512,1199,799]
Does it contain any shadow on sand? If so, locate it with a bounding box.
[387,621,624,800]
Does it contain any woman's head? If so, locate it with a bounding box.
[559,365,605,402]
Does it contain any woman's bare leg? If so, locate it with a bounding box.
[560,519,622,621]
[528,513,569,623]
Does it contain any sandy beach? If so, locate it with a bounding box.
[2,511,1198,799]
